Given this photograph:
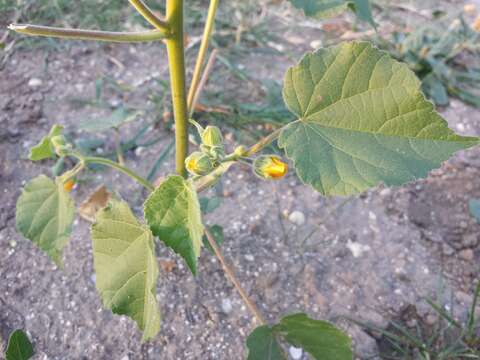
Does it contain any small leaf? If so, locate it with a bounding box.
[274,313,352,360]
[279,42,478,196]
[288,0,375,25]
[469,199,480,223]
[199,196,222,214]
[78,108,142,132]
[203,225,224,254]
[422,74,448,106]
[5,329,34,360]
[144,175,204,275]
[91,199,160,341]
[246,325,285,360]
[29,124,63,161]
[349,0,375,27]
[16,175,75,265]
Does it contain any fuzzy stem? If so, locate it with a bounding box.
[187,0,220,115]
[166,0,189,177]
[83,156,154,191]
[8,24,168,42]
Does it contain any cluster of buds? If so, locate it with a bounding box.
[186,123,224,176]
[185,120,288,180]
[51,135,72,157]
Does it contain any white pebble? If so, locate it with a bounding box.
[346,240,370,258]
[289,210,306,226]
[221,298,232,314]
[28,78,43,87]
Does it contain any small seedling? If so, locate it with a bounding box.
[9,0,480,358]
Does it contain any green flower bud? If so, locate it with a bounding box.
[253,155,288,180]
[234,145,247,157]
[50,135,71,156]
[201,126,223,147]
[185,151,214,176]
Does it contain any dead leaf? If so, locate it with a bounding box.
[78,185,111,223]
[159,259,176,273]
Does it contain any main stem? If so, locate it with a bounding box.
[166,0,189,178]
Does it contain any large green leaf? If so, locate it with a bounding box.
[246,325,285,360]
[5,329,34,360]
[144,175,204,275]
[279,42,478,196]
[16,175,75,265]
[29,124,63,161]
[274,313,352,360]
[91,199,160,341]
[287,0,375,26]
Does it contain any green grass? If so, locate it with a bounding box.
[351,283,480,359]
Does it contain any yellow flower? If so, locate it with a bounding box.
[185,151,214,176]
[63,179,75,192]
[254,155,288,180]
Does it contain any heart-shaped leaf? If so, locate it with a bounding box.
[274,313,352,360]
[29,124,63,161]
[16,175,75,265]
[5,329,34,360]
[91,199,160,341]
[279,42,478,196]
[246,325,285,360]
[144,175,204,275]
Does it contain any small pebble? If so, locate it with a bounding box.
[288,211,306,226]
[245,254,254,262]
[28,78,43,87]
[289,346,303,360]
[346,240,370,258]
[459,249,474,261]
[221,298,232,314]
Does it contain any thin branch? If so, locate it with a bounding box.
[128,0,171,34]
[189,48,217,117]
[187,0,220,114]
[245,128,282,157]
[204,228,266,325]
[8,24,168,42]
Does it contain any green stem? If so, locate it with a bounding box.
[8,24,169,42]
[245,128,282,156]
[83,156,154,191]
[187,0,220,115]
[166,0,189,177]
[128,0,171,34]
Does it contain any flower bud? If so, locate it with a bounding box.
[201,126,223,148]
[253,155,288,180]
[63,179,75,192]
[51,135,71,156]
[234,145,247,157]
[185,151,214,176]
